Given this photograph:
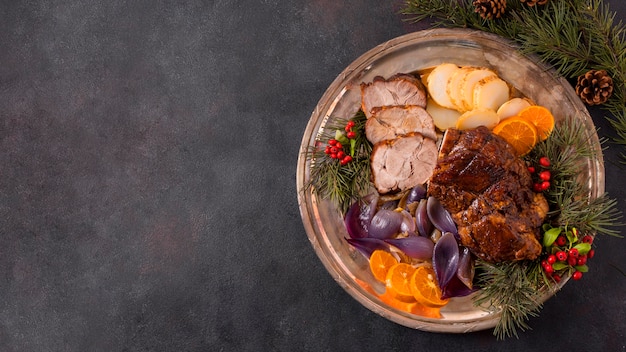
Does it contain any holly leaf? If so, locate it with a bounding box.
[542,227,561,248]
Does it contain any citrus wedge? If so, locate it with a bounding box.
[492,116,538,156]
[369,250,398,283]
[385,263,417,303]
[517,105,555,141]
[409,266,450,308]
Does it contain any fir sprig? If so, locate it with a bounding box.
[401,0,626,161]
[529,117,623,237]
[473,260,549,340]
[305,110,373,214]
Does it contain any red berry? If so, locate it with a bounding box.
[324,146,332,154]
[539,170,551,181]
[547,254,557,264]
[568,256,578,266]
[328,139,337,146]
[344,125,352,132]
[341,155,353,165]
[569,248,579,258]
[588,249,595,259]
[577,256,587,266]
[540,181,550,191]
[533,183,543,192]
[582,235,593,244]
[572,271,583,280]
[543,263,554,275]
[346,131,356,139]
[346,120,355,128]
[539,156,551,167]
[553,274,561,283]
[330,153,337,159]
[337,151,345,159]
[527,166,536,173]
[556,251,568,261]
[556,235,567,246]
[335,142,342,149]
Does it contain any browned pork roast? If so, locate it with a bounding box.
[360,73,428,119]
[370,132,438,194]
[427,127,549,263]
[365,105,437,145]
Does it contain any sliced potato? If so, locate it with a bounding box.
[496,97,533,121]
[473,76,510,111]
[426,98,461,131]
[446,67,473,112]
[456,108,500,130]
[427,63,460,110]
[460,68,497,111]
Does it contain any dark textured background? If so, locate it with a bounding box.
[1,1,625,351]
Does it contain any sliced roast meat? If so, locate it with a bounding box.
[371,132,438,194]
[365,105,437,145]
[427,127,549,263]
[360,73,428,119]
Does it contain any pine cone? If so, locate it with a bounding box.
[575,69,614,106]
[520,0,549,6]
[473,0,506,20]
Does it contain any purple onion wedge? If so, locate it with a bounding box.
[368,209,403,239]
[441,274,476,299]
[345,237,388,259]
[433,231,460,289]
[399,209,416,234]
[406,184,427,205]
[426,196,458,239]
[344,194,378,239]
[415,199,433,237]
[384,236,434,260]
[456,246,475,289]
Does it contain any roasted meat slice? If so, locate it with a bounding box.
[371,132,438,194]
[428,127,549,262]
[360,73,428,119]
[365,105,437,145]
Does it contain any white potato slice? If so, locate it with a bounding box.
[496,97,533,121]
[460,68,497,111]
[456,108,500,130]
[473,76,510,111]
[426,98,461,131]
[427,63,460,110]
[446,67,473,112]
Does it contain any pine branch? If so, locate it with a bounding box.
[401,0,626,162]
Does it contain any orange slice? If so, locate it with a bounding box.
[355,277,442,318]
[385,263,417,303]
[369,250,398,283]
[517,105,555,141]
[409,266,450,308]
[378,290,443,318]
[492,116,538,156]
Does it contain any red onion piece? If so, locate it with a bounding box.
[456,246,475,289]
[344,194,378,239]
[406,184,427,205]
[368,209,403,239]
[345,237,388,258]
[399,209,416,234]
[415,199,433,237]
[433,231,460,289]
[426,196,458,238]
[385,236,434,260]
[441,274,476,299]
